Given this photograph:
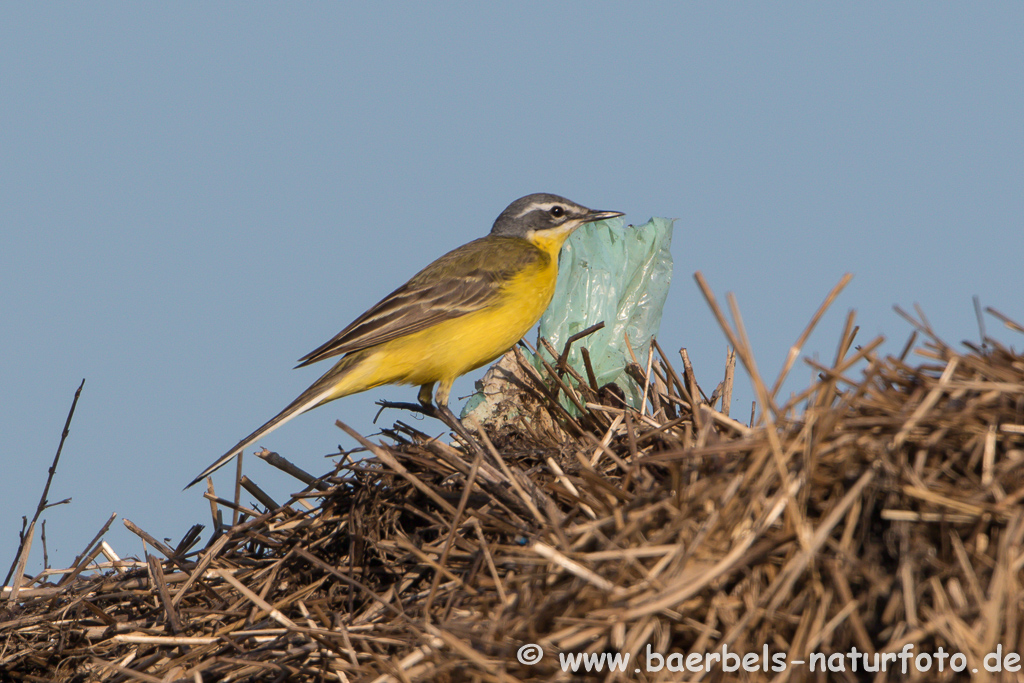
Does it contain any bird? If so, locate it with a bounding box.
[186,193,623,489]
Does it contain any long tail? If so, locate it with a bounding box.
[184,364,352,489]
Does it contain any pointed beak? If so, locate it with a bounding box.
[583,209,625,224]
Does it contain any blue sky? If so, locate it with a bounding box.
[2,4,1022,575]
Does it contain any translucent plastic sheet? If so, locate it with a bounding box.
[534,216,674,410]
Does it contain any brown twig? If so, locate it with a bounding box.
[4,380,85,595]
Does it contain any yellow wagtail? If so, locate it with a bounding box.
[187,193,623,488]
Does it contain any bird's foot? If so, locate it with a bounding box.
[374,399,434,422]
[375,399,481,454]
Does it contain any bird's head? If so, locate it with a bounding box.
[490,193,623,244]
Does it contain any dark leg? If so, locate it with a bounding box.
[418,383,435,408]
[375,381,480,451]
[429,380,484,453]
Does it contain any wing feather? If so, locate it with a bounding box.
[296,236,545,367]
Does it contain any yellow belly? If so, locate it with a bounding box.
[329,255,558,397]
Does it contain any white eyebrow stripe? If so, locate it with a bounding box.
[514,201,564,218]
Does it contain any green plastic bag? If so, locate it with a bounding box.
[533,216,674,410]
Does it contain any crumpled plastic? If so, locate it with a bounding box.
[532,216,674,410]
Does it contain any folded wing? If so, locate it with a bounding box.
[297,236,543,367]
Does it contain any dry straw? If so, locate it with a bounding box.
[3,274,1024,682]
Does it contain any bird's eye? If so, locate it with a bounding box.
[550,206,565,218]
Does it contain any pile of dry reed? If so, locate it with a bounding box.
[3,275,1024,682]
